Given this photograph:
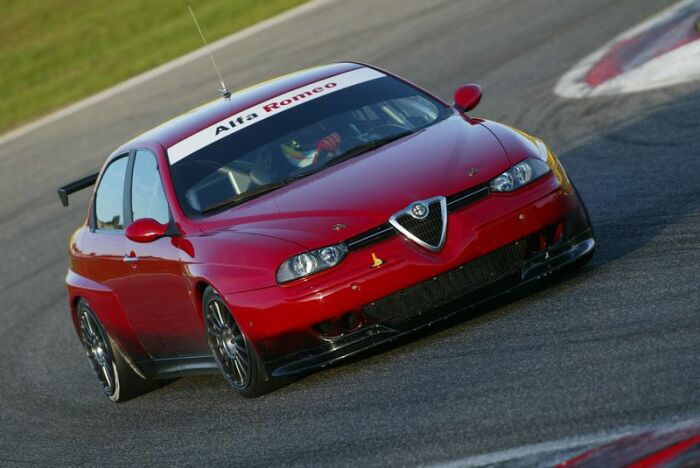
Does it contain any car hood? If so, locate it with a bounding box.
[198,114,511,250]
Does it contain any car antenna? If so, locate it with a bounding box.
[187,2,231,99]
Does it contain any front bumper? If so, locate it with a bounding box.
[265,230,594,377]
[223,174,594,378]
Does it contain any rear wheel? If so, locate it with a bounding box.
[203,287,272,397]
[76,299,157,402]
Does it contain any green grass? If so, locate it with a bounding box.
[0,0,308,134]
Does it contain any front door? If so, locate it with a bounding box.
[121,149,207,358]
[81,155,138,355]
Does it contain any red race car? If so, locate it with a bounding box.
[58,63,594,401]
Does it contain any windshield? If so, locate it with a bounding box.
[168,72,450,216]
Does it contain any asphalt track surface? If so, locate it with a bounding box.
[1,0,699,466]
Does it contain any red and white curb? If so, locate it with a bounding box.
[427,417,700,467]
[555,0,700,98]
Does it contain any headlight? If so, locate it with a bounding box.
[490,158,550,192]
[277,243,348,283]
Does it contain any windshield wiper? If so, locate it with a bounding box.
[283,169,317,181]
[201,181,288,214]
[324,129,419,169]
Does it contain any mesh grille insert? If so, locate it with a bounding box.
[393,200,444,248]
[363,241,525,328]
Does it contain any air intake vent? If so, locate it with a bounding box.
[363,240,526,328]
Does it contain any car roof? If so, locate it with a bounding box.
[113,62,364,157]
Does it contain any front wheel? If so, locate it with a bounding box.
[203,287,273,397]
[76,299,158,402]
[567,180,596,271]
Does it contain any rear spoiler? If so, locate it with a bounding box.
[57,172,99,207]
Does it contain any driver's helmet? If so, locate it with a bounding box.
[279,126,322,169]
[279,126,341,169]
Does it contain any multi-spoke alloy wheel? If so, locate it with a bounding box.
[203,287,272,397]
[75,299,157,402]
[78,301,118,397]
[205,297,252,389]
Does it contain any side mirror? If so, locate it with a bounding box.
[125,218,169,243]
[454,84,482,112]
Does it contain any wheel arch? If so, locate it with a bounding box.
[192,280,213,322]
[66,269,151,364]
[72,295,149,381]
[69,294,84,333]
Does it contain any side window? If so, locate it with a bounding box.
[95,157,128,230]
[131,150,170,224]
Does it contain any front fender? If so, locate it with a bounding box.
[478,120,572,193]
[184,231,306,294]
[478,120,549,165]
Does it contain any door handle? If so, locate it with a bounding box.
[123,255,140,263]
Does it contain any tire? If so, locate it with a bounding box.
[570,179,595,238]
[76,299,158,402]
[565,248,594,272]
[567,179,596,271]
[202,287,273,397]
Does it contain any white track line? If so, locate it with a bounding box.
[0,0,337,149]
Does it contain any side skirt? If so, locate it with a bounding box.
[137,354,218,380]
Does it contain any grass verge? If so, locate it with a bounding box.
[0,0,308,134]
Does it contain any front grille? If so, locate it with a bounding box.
[447,184,489,212]
[392,199,444,249]
[345,185,488,251]
[363,241,526,328]
[346,223,394,251]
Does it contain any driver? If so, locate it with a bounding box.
[280,128,342,168]
[251,127,342,187]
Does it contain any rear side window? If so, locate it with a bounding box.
[95,157,128,230]
[131,150,169,224]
